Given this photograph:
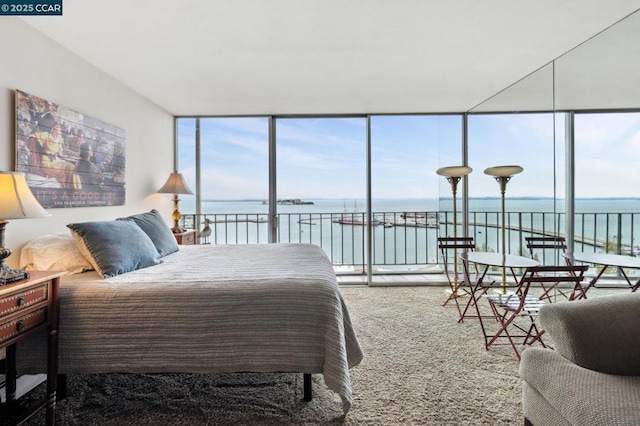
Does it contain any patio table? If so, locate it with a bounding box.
[564,252,640,299]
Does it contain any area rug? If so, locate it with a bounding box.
[36,286,530,425]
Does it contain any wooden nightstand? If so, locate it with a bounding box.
[174,230,196,245]
[0,271,65,426]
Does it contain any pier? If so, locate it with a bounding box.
[466,221,608,249]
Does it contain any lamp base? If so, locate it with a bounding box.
[444,288,467,298]
[0,264,30,286]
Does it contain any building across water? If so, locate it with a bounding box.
[262,198,315,205]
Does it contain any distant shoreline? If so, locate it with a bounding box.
[199,197,640,202]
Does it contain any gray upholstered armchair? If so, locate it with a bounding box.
[519,292,640,426]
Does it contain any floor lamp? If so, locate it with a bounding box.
[484,165,523,294]
[437,166,472,297]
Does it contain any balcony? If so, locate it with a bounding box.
[179,210,640,284]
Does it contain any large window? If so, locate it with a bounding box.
[176,114,465,273]
[177,117,270,244]
[574,112,640,255]
[275,117,367,269]
[467,113,564,256]
[370,115,461,268]
[175,110,639,279]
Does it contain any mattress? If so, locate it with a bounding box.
[18,243,363,412]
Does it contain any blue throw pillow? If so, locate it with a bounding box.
[117,209,179,257]
[67,220,162,278]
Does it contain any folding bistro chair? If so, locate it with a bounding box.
[483,265,589,360]
[525,236,575,301]
[438,236,475,318]
[525,236,567,263]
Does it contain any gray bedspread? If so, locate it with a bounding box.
[18,243,363,412]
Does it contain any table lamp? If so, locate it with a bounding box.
[484,165,523,294]
[157,171,193,233]
[0,172,50,284]
[437,165,473,297]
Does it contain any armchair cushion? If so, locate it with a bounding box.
[537,292,640,375]
[520,348,640,426]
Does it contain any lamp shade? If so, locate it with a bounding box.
[157,172,193,195]
[436,166,473,178]
[484,165,523,177]
[0,172,50,219]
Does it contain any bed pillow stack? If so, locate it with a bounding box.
[67,220,163,278]
[67,210,180,278]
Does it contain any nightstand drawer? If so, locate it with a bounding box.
[181,232,196,245]
[0,308,47,345]
[0,284,48,318]
[175,230,196,245]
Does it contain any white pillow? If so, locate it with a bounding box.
[20,232,94,275]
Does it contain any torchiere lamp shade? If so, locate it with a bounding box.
[436,165,473,178]
[484,165,523,178]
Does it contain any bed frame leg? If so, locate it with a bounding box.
[303,373,312,401]
[56,374,67,401]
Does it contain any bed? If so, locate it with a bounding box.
[16,212,363,414]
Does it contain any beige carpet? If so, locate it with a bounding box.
[341,286,523,425]
[33,285,569,425]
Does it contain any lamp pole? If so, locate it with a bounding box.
[450,176,461,289]
[497,176,510,293]
[437,166,472,297]
[484,166,523,295]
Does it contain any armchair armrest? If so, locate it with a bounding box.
[538,293,640,375]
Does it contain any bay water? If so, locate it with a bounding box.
[181,198,639,270]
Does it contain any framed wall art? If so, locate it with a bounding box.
[15,89,126,208]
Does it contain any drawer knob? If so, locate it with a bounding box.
[17,319,24,332]
[17,296,25,306]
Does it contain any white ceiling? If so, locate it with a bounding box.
[21,0,640,116]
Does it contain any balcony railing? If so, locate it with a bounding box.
[180,211,640,277]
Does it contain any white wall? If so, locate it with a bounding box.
[0,19,175,267]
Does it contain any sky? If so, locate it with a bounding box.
[177,112,640,201]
